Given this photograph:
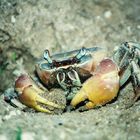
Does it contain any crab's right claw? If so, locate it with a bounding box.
[15,75,65,113]
[71,59,120,109]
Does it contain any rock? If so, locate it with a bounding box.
[21,132,35,140]
[0,135,7,140]
[104,11,112,19]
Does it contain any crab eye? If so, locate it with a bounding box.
[44,50,53,64]
[75,47,87,60]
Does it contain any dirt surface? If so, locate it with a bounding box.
[0,0,140,140]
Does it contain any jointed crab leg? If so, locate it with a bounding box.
[4,88,26,109]
[113,42,140,87]
[131,60,140,102]
[113,42,140,105]
[113,43,132,86]
[127,42,140,50]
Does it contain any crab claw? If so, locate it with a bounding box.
[71,58,120,109]
[15,75,65,113]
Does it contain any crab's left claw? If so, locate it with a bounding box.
[71,58,120,109]
[15,75,65,113]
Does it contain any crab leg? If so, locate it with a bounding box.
[113,43,132,86]
[127,42,140,50]
[113,42,140,88]
[4,88,26,109]
[131,60,140,102]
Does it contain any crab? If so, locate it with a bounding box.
[4,42,140,113]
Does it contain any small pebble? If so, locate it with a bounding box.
[137,25,140,29]
[59,131,66,140]
[16,110,22,115]
[114,46,119,51]
[2,110,19,121]
[11,15,16,23]
[127,26,131,33]
[116,105,119,109]
[41,135,49,140]
[21,132,35,140]
[96,16,101,20]
[0,135,7,140]
[104,11,112,18]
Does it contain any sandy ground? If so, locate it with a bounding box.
[0,0,140,140]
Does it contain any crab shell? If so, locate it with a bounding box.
[35,47,107,88]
